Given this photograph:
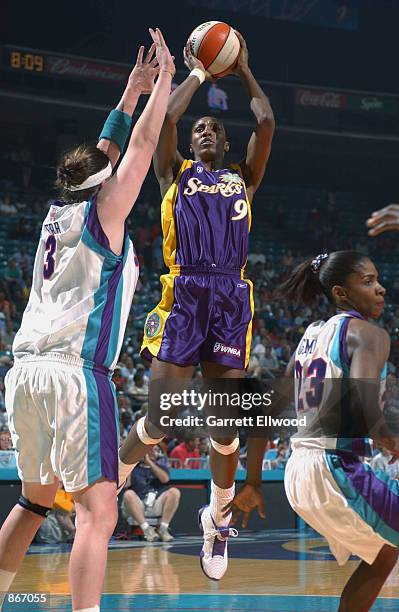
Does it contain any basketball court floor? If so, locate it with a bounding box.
[4,530,399,611]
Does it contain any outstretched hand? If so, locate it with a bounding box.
[222,483,266,528]
[127,42,160,96]
[367,204,399,236]
[149,27,175,78]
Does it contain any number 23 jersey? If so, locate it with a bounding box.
[12,198,139,371]
[293,310,386,455]
[162,160,251,270]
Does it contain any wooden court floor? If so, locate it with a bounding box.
[5,531,399,611]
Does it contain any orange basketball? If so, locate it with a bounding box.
[188,21,240,78]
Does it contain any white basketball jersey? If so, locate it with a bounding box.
[293,311,386,455]
[13,198,139,371]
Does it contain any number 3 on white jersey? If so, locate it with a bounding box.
[231,199,248,221]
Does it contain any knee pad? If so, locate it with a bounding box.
[210,436,240,455]
[18,495,51,518]
[136,416,164,445]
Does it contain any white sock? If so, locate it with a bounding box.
[140,521,150,531]
[0,569,16,591]
[210,481,235,526]
[73,606,100,612]
[160,521,169,529]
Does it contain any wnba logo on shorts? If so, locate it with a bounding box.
[145,313,161,338]
[213,342,241,358]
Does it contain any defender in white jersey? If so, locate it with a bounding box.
[0,30,175,612]
[228,250,399,610]
[8,197,139,491]
[280,251,399,611]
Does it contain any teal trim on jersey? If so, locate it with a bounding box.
[325,452,399,545]
[105,239,130,368]
[80,258,115,362]
[82,367,102,483]
[82,223,121,262]
[328,317,349,376]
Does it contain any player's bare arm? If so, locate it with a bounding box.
[97,28,175,254]
[154,46,212,196]
[97,43,159,167]
[347,320,399,456]
[225,355,294,526]
[222,437,267,527]
[234,31,275,200]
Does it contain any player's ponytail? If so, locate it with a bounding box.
[276,251,368,305]
[276,256,325,304]
[56,144,109,203]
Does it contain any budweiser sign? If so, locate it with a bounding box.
[46,56,129,83]
[295,89,347,109]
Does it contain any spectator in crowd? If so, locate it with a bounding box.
[122,445,180,542]
[0,194,18,215]
[198,437,210,467]
[169,434,200,469]
[260,345,280,378]
[0,429,12,450]
[0,378,5,415]
[270,440,290,470]
[16,247,32,272]
[119,356,136,384]
[207,82,228,112]
[248,243,266,266]
[3,258,23,296]
[0,354,13,380]
[36,484,76,544]
[125,365,149,408]
[12,217,31,239]
[152,234,164,270]
[113,365,127,393]
[371,447,399,479]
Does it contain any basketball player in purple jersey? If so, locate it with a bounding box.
[119,32,275,580]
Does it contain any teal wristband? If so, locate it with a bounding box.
[99,109,132,152]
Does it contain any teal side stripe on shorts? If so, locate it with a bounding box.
[83,367,102,484]
[325,452,399,546]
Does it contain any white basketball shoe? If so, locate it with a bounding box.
[198,505,238,580]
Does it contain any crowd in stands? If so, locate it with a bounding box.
[1,173,399,488]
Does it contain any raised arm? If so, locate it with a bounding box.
[96,29,175,254]
[154,47,210,197]
[97,46,158,167]
[234,32,275,199]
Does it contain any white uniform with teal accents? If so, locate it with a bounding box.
[285,311,398,566]
[5,198,139,492]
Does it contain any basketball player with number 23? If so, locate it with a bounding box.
[119,23,275,581]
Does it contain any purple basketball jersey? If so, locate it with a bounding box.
[173,161,250,269]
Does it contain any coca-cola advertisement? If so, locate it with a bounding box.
[46,55,130,83]
[295,88,347,110]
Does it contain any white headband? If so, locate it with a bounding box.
[67,162,112,192]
